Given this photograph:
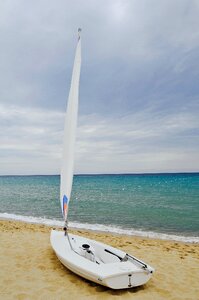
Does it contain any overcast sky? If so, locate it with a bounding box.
[0,0,199,175]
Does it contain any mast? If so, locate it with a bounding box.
[61,29,82,228]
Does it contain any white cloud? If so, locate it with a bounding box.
[0,104,64,174]
[1,101,198,175]
[75,107,199,173]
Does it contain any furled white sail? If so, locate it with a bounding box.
[60,29,81,222]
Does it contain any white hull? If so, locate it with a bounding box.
[50,230,154,289]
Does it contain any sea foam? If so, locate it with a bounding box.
[1,212,198,244]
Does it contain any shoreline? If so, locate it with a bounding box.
[0,213,198,244]
[1,219,199,299]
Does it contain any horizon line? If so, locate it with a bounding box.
[0,171,199,177]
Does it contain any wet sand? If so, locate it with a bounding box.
[0,220,198,299]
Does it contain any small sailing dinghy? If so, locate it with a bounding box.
[50,29,154,289]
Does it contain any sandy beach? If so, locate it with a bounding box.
[0,220,198,300]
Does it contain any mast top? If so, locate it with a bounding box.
[78,28,82,40]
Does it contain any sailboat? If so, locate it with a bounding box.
[50,29,154,289]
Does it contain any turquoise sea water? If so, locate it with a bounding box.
[0,173,198,242]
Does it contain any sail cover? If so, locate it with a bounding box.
[60,29,81,222]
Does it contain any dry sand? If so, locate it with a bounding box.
[0,220,198,300]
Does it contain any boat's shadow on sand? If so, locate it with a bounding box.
[87,280,146,295]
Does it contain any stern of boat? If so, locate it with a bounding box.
[104,269,153,289]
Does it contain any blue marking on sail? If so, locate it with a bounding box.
[63,195,68,217]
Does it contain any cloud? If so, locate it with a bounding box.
[75,105,199,173]
[0,103,63,174]
[1,98,198,175]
